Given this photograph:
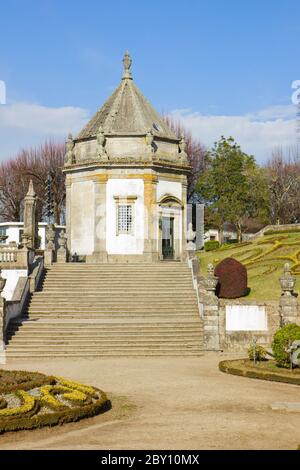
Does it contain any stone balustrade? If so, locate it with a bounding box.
[0,243,34,270]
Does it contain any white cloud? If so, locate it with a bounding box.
[0,100,298,164]
[0,101,90,160]
[169,105,299,163]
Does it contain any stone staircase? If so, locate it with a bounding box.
[5,263,203,358]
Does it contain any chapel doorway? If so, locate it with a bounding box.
[161,216,174,260]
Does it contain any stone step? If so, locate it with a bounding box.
[6,261,202,358]
[8,332,202,341]
[5,351,204,358]
[5,338,201,350]
[27,305,198,311]
[27,302,198,309]
[8,321,202,329]
[26,311,199,316]
[34,292,195,297]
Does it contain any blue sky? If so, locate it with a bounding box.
[0,0,299,162]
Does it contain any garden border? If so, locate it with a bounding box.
[219,359,300,386]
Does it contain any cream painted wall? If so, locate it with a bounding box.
[70,180,95,255]
[1,269,27,301]
[106,179,144,254]
[156,180,182,202]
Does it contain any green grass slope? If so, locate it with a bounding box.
[198,231,300,300]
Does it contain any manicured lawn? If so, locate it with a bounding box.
[198,232,300,300]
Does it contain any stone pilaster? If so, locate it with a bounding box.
[65,176,72,253]
[22,180,37,250]
[91,174,108,263]
[143,174,159,262]
[181,179,188,261]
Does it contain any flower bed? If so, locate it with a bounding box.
[0,370,109,433]
[219,359,300,385]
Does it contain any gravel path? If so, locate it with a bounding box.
[0,353,299,450]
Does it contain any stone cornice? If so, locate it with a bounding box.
[63,159,191,175]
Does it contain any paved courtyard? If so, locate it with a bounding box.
[0,353,299,450]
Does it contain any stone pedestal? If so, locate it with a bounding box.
[279,263,299,326]
[200,264,220,351]
[56,230,68,264]
[279,296,299,326]
[0,273,7,351]
[44,249,54,267]
[202,294,220,351]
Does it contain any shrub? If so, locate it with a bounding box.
[204,240,220,251]
[247,344,267,361]
[272,323,300,368]
[264,229,300,235]
[214,257,248,298]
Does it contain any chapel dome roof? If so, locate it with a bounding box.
[77,52,178,141]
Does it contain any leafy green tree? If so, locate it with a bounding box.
[196,137,269,242]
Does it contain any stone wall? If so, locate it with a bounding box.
[218,299,280,352]
[250,223,300,239]
[197,262,300,353]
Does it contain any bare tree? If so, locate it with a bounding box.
[266,145,300,224]
[163,116,206,200]
[0,140,66,224]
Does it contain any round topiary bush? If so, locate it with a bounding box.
[214,257,248,298]
[272,323,300,368]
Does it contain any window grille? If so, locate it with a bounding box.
[117,204,133,234]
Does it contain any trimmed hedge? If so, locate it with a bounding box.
[272,323,300,368]
[0,390,109,434]
[0,370,55,393]
[204,240,220,251]
[0,371,110,434]
[219,359,300,386]
[215,257,248,298]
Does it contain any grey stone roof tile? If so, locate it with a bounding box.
[77,53,178,141]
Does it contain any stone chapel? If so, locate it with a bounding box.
[63,52,190,262]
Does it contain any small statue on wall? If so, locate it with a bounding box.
[179,135,188,164]
[65,134,75,165]
[144,129,154,160]
[96,126,109,160]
